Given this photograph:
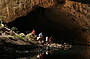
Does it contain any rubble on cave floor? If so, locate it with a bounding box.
[0,23,38,45]
[0,23,72,51]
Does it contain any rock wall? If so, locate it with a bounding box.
[62,1,90,44]
[0,0,55,23]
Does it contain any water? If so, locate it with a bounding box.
[0,45,89,59]
[17,45,89,59]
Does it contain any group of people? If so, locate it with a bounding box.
[31,29,53,45]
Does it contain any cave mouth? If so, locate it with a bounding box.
[7,6,84,44]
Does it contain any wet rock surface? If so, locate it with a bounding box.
[0,24,72,53]
[0,26,37,45]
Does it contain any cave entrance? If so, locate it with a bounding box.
[7,6,86,44]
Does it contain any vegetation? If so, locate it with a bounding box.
[0,17,39,45]
[18,35,24,39]
[0,21,3,27]
[11,27,18,31]
[17,33,25,39]
[11,27,20,33]
[0,16,5,26]
[0,16,6,19]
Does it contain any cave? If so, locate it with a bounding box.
[7,6,87,45]
[71,0,89,4]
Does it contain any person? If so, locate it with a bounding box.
[38,32,43,37]
[46,36,49,45]
[32,29,35,35]
[38,32,44,44]
[46,36,48,42]
[49,36,53,45]
[37,52,44,59]
[31,29,37,37]
[40,52,44,59]
[46,51,49,55]
[26,29,37,39]
[37,32,43,40]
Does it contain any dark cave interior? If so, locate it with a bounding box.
[71,0,89,4]
[7,6,84,44]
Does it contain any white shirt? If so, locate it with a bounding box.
[46,37,48,41]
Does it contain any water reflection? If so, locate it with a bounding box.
[16,45,89,59]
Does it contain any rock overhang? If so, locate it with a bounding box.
[0,0,89,45]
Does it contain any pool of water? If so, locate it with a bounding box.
[0,45,89,59]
